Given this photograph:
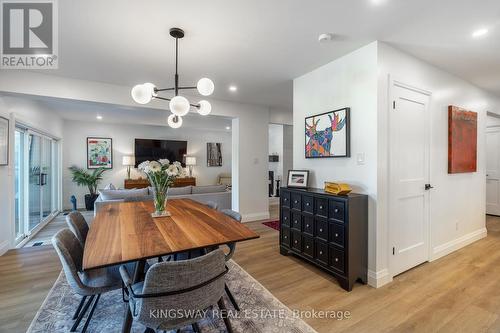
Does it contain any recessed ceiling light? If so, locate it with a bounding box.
[96,115,103,120]
[229,85,237,92]
[225,126,231,130]
[318,33,334,43]
[472,28,489,38]
[370,0,388,5]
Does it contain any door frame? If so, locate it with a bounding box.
[486,125,500,216]
[387,77,433,278]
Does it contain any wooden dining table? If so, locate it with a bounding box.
[83,199,260,333]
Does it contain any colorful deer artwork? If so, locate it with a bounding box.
[305,109,349,157]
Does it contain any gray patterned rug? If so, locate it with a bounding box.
[27,260,317,333]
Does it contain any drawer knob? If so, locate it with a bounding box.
[306,203,310,206]
[284,198,287,201]
[319,228,323,232]
[306,224,310,228]
[334,208,339,213]
[294,200,298,204]
[319,251,323,255]
[306,245,309,249]
[335,233,339,237]
[284,236,287,239]
[294,220,298,224]
[335,258,339,262]
[284,217,287,220]
[294,240,298,244]
[319,205,323,209]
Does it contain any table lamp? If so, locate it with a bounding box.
[185,156,196,177]
[122,155,135,179]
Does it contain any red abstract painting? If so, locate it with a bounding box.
[448,105,477,173]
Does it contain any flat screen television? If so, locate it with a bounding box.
[134,139,187,167]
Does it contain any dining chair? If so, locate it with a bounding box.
[123,196,153,202]
[120,249,233,333]
[65,211,89,248]
[204,200,219,210]
[52,229,136,333]
[219,209,242,311]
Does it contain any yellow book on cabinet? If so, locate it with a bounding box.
[324,182,352,195]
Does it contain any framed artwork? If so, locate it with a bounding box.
[0,116,8,166]
[305,107,350,158]
[207,142,222,167]
[448,105,477,173]
[287,170,309,188]
[87,137,113,169]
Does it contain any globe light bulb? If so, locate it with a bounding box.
[197,100,212,116]
[197,78,214,96]
[169,95,190,116]
[167,113,183,128]
[131,83,156,104]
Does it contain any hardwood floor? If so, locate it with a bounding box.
[1,212,500,332]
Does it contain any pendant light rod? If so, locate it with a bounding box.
[174,37,179,96]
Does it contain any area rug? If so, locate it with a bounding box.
[27,260,317,333]
[262,219,280,231]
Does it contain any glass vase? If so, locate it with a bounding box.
[151,186,170,217]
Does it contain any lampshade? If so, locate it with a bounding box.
[169,95,190,116]
[122,155,135,166]
[185,156,197,166]
[197,78,214,96]
[197,100,212,116]
[167,113,183,128]
[131,83,156,104]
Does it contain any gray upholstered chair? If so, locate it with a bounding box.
[123,196,153,202]
[52,229,135,333]
[220,209,242,311]
[204,200,219,210]
[120,249,233,333]
[65,211,89,247]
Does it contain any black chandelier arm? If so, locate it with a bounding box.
[190,103,201,108]
[178,86,197,90]
[153,96,171,102]
[154,87,175,92]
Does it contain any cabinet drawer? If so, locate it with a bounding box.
[315,218,328,241]
[329,200,345,222]
[281,208,290,226]
[291,230,302,251]
[329,223,345,248]
[303,215,314,235]
[291,213,302,231]
[303,235,314,258]
[330,247,345,274]
[291,193,302,211]
[315,240,329,265]
[281,227,290,247]
[303,195,314,213]
[281,191,291,208]
[315,197,328,217]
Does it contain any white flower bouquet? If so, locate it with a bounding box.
[138,159,184,217]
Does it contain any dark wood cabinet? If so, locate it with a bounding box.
[279,187,368,291]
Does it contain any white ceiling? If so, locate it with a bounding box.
[36,0,500,110]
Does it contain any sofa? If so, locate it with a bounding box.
[94,184,231,215]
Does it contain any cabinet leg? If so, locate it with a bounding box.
[338,279,353,292]
[280,247,289,256]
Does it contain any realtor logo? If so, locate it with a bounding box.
[1,0,58,68]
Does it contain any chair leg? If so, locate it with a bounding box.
[81,293,101,333]
[143,328,155,333]
[217,297,233,333]
[224,284,240,311]
[72,295,87,320]
[192,322,201,333]
[70,295,95,332]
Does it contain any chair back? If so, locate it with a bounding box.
[204,201,218,210]
[134,249,226,329]
[52,229,87,295]
[66,211,89,247]
[220,209,242,222]
[123,196,153,202]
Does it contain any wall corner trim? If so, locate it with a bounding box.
[430,228,487,261]
[242,211,270,223]
[367,268,392,288]
[0,240,10,257]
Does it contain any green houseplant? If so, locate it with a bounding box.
[68,166,107,211]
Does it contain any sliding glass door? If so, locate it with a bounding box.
[15,127,60,245]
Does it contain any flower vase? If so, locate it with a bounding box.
[151,187,171,218]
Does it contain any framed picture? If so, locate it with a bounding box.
[287,170,309,188]
[305,107,350,158]
[87,137,113,169]
[448,105,477,173]
[207,142,222,167]
[0,116,8,166]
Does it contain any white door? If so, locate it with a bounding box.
[389,82,431,276]
[486,128,500,215]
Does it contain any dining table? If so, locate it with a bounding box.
[83,198,260,333]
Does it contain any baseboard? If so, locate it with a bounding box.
[431,227,487,261]
[0,240,10,256]
[367,268,392,288]
[242,211,270,223]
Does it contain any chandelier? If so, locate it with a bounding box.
[130,28,214,128]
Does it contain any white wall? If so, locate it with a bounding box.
[293,42,379,277]
[376,42,500,286]
[269,124,284,184]
[63,120,231,210]
[0,94,64,255]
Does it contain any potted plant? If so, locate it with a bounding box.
[68,166,107,211]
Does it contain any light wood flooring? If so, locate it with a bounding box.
[2,211,500,332]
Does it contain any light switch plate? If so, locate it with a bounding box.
[357,152,365,165]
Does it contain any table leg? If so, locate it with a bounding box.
[121,259,146,333]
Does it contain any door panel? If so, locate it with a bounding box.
[390,83,431,276]
[486,129,500,215]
